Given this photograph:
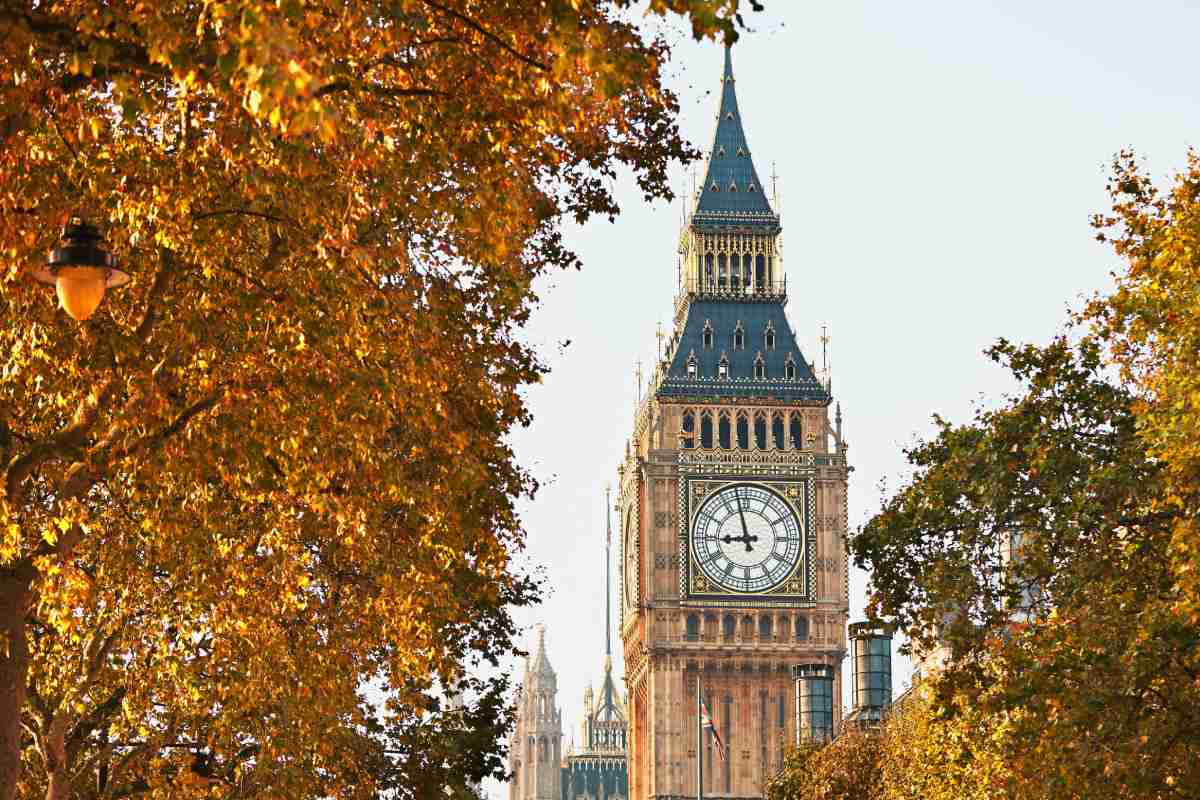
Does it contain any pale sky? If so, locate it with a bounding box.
[489,2,1200,796]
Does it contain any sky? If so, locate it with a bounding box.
[488,2,1200,795]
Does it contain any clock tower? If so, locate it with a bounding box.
[618,47,850,799]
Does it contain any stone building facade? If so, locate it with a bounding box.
[509,625,563,800]
[618,46,851,800]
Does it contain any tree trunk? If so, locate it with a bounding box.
[0,567,32,800]
[43,715,69,800]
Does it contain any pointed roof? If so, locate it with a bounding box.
[660,300,830,402]
[692,46,779,230]
[528,624,556,681]
[592,655,624,724]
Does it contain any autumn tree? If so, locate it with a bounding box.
[0,1,761,796]
[767,688,1013,800]
[850,335,1200,798]
[1091,148,1200,654]
[766,725,882,800]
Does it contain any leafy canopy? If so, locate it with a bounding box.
[849,332,1199,797]
[0,0,761,797]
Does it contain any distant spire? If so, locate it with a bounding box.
[604,483,612,657]
[529,623,555,678]
[835,402,844,454]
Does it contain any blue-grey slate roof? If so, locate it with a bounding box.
[658,300,829,402]
[692,47,779,230]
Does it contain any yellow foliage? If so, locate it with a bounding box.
[0,0,755,797]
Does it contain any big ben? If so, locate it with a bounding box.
[618,46,849,800]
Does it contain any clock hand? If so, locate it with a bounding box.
[736,494,753,552]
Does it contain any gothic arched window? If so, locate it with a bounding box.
[681,410,695,449]
[718,413,732,449]
[795,616,809,640]
[784,355,796,380]
[755,253,766,287]
[754,413,767,450]
[733,323,744,350]
[686,614,700,641]
[736,413,749,449]
[718,353,729,378]
[778,616,791,638]
[704,253,714,288]
[717,253,727,288]
[764,322,776,351]
[700,412,714,449]
[759,615,773,639]
[730,258,740,289]
[789,412,802,449]
[722,614,735,639]
[686,351,698,377]
[754,355,766,380]
[702,321,714,349]
[772,413,785,450]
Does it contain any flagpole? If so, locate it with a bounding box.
[697,670,703,800]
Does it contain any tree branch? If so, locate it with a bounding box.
[134,248,177,345]
[418,0,549,71]
[313,80,443,99]
[3,377,117,504]
[111,391,224,464]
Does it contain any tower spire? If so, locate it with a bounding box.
[690,44,778,229]
[605,483,612,658]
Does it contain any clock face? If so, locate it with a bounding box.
[691,483,802,593]
[623,510,638,611]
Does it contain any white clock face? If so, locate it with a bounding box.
[692,483,802,593]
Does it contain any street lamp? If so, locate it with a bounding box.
[30,216,130,321]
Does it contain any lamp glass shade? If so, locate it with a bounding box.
[55,266,108,321]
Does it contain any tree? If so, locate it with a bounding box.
[1091,148,1200,641]
[0,1,759,796]
[850,336,1200,798]
[766,726,883,800]
[767,689,1011,800]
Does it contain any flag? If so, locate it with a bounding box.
[699,697,726,761]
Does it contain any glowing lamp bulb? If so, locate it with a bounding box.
[54,267,109,321]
